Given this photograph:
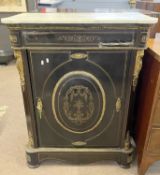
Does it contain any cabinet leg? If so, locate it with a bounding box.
[26,151,40,168]
[117,152,133,169]
[118,162,131,169]
[117,158,131,169]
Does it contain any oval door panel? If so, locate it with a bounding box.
[52,71,106,134]
[42,60,116,142]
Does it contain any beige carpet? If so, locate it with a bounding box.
[0,61,159,175]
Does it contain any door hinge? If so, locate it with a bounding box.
[36,98,43,119]
[116,98,121,112]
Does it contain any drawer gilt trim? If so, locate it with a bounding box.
[52,71,106,134]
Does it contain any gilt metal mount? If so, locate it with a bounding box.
[133,50,144,90]
[28,131,34,147]
[116,98,121,112]
[70,53,88,60]
[36,98,43,119]
[9,34,17,43]
[72,141,87,147]
[124,131,131,150]
[14,50,25,91]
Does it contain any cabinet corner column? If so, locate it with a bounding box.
[14,49,38,148]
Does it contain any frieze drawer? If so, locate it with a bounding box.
[22,31,135,47]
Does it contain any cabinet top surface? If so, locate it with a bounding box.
[1,12,158,25]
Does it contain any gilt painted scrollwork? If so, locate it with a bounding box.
[63,85,94,125]
[52,71,106,134]
[14,50,25,91]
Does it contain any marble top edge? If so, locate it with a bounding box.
[1,12,158,25]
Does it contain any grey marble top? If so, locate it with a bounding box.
[1,12,158,25]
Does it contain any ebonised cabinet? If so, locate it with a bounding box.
[2,12,157,168]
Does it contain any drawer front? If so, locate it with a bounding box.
[9,26,148,48]
[22,31,134,47]
[147,128,160,154]
[153,88,160,126]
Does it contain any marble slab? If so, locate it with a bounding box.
[1,12,158,25]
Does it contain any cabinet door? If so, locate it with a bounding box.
[28,50,134,148]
